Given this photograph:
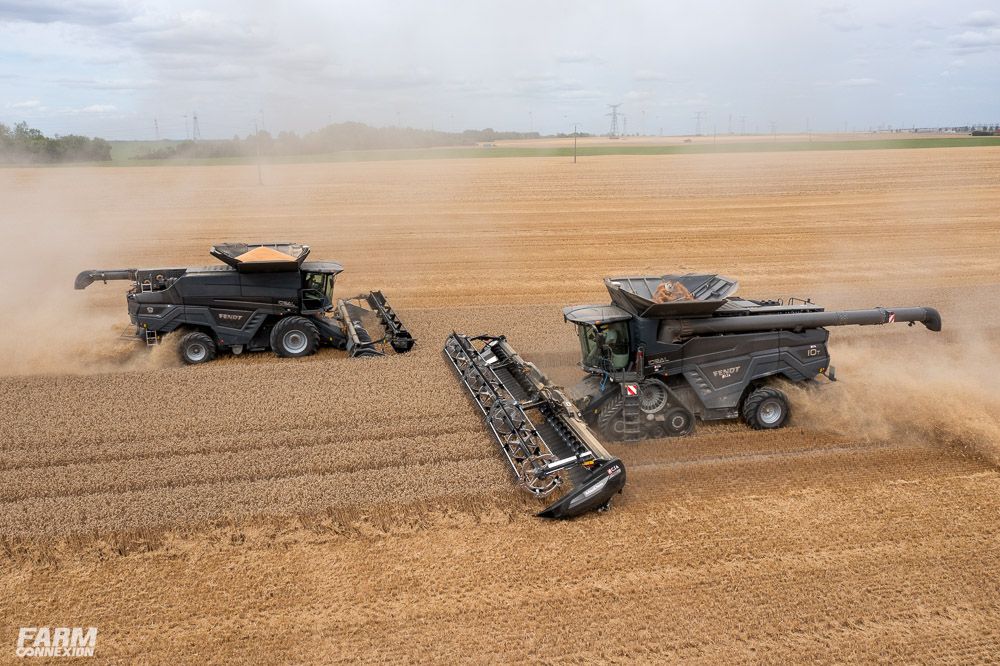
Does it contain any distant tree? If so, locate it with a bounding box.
[0,121,112,163]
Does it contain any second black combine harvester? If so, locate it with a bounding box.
[446,273,941,518]
[75,242,415,363]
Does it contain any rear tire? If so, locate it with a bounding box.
[178,331,216,365]
[742,387,790,430]
[270,316,319,358]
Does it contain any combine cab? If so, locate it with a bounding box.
[444,333,626,519]
[75,242,415,363]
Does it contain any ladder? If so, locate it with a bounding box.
[620,382,643,441]
[144,328,158,346]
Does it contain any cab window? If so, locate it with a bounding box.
[303,272,334,307]
[577,322,631,371]
[602,322,631,370]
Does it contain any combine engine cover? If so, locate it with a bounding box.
[444,333,626,519]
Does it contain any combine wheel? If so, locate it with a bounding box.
[742,387,790,430]
[663,407,695,437]
[270,316,320,358]
[178,331,216,365]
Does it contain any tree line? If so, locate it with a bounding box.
[131,122,566,160]
[0,122,112,163]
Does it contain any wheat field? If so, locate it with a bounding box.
[1,147,999,662]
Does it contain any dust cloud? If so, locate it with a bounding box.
[788,329,1000,466]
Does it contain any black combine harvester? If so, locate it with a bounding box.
[75,242,415,363]
[446,273,941,518]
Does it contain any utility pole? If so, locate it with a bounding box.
[770,121,777,142]
[528,110,533,134]
[153,118,159,141]
[183,114,189,140]
[251,120,262,186]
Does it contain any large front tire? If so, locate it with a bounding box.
[178,331,216,365]
[742,387,790,430]
[270,316,319,358]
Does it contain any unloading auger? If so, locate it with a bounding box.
[444,333,626,519]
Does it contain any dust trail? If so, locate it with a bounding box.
[0,312,181,375]
[787,332,1000,466]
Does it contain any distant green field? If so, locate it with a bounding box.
[6,135,1000,168]
[113,136,1000,167]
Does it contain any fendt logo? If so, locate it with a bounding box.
[712,366,741,379]
[16,627,97,658]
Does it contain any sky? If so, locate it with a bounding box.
[1,0,998,140]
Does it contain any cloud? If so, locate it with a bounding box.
[555,89,604,101]
[553,51,595,64]
[47,77,158,93]
[912,39,936,50]
[961,10,999,27]
[53,104,118,115]
[633,69,668,82]
[0,0,130,25]
[820,5,862,32]
[10,99,41,108]
[125,9,272,60]
[624,90,653,102]
[838,78,878,86]
[948,28,1000,50]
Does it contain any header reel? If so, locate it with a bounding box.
[444,333,626,519]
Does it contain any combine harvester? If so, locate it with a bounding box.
[446,273,941,518]
[76,242,415,363]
